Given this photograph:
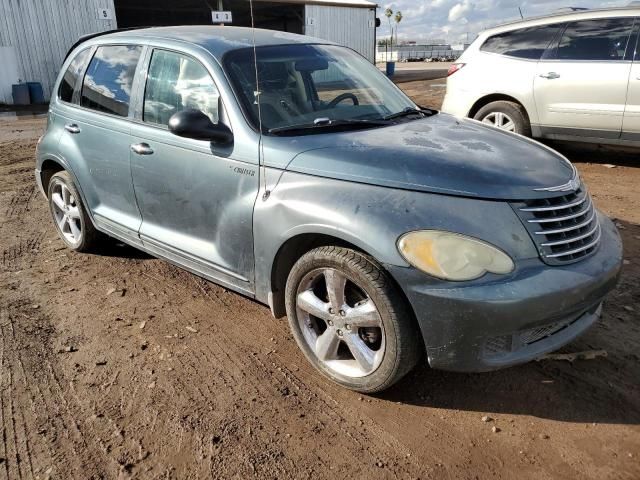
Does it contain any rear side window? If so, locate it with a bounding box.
[58,48,91,103]
[481,24,562,59]
[81,45,142,117]
[556,18,634,61]
[143,49,220,126]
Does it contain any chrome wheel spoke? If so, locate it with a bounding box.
[66,206,80,219]
[61,185,70,206]
[52,192,65,211]
[324,269,346,309]
[297,290,331,321]
[344,334,376,372]
[56,214,68,231]
[345,299,380,328]
[503,120,515,131]
[68,219,81,239]
[315,330,341,361]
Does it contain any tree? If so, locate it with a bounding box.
[384,7,393,62]
[394,11,403,55]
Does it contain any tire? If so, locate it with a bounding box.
[47,171,102,252]
[473,100,531,137]
[285,246,422,393]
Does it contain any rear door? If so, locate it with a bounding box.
[622,20,640,141]
[129,48,259,290]
[533,17,634,138]
[57,44,144,243]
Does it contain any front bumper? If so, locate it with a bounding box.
[387,213,623,372]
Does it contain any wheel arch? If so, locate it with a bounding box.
[40,158,66,197]
[468,93,531,123]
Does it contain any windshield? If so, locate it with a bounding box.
[224,44,418,134]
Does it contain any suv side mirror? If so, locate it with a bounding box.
[168,109,233,145]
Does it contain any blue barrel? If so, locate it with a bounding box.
[12,83,30,105]
[385,61,396,77]
[27,82,45,103]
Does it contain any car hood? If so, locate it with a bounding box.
[263,114,576,200]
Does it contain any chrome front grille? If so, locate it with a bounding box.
[512,187,600,265]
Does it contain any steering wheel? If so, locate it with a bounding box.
[327,92,359,108]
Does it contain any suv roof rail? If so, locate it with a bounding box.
[64,27,152,61]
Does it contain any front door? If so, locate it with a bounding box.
[534,17,634,138]
[129,48,259,291]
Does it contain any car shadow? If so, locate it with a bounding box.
[90,238,153,260]
[379,219,640,426]
[544,140,640,167]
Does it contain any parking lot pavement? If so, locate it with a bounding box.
[0,85,638,479]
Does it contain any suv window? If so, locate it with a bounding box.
[80,45,142,117]
[58,48,92,103]
[556,18,633,61]
[143,50,219,127]
[481,24,562,59]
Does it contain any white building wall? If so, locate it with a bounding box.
[0,0,116,102]
[304,5,376,62]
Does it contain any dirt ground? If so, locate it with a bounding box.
[0,83,639,480]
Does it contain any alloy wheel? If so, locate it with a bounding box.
[295,268,385,378]
[481,111,516,132]
[51,182,82,246]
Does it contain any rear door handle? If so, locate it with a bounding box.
[539,72,561,80]
[64,123,81,134]
[130,143,154,155]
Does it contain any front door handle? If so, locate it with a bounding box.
[539,72,561,80]
[64,123,81,134]
[130,143,154,155]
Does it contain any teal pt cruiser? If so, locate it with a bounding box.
[36,27,622,392]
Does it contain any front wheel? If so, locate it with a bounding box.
[473,100,531,136]
[285,246,422,393]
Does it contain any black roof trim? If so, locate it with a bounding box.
[64,27,152,61]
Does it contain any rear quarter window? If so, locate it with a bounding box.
[481,24,562,59]
[58,48,92,103]
[80,45,142,117]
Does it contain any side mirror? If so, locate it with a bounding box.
[168,109,233,144]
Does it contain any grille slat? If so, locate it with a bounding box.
[511,187,601,265]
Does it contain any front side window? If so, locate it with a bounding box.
[556,18,634,61]
[481,24,562,59]
[224,44,417,133]
[81,45,142,117]
[58,48,92,103]
[143,50,220,126]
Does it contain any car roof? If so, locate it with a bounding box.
[83,26,332,58]
[481,7,640,36]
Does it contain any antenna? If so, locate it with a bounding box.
[249,0,268,197]
[518,6,524,19]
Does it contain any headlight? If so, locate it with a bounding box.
[397,230,514,281]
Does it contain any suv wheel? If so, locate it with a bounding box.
[285,246,422,393]
[473,100,531,136]
[47,171,102,252]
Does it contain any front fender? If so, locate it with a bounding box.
[253,169,539,305]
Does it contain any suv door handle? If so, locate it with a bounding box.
[64,123,81,134]
[539,72,561,80]
[130,143,154,155]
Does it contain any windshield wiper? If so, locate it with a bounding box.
[268,118,390,135]
[383,106,435,121]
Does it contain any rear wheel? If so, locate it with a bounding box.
[47,171,102,252]
[285,246,422,393]
[473,100,531,136]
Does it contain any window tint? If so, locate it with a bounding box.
[143,50,219,126]
[481,24,562,59]
[58,48,92,103]
[556,18,633,61]
[81,45,142,117]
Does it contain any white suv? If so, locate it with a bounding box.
[442,7,640,146]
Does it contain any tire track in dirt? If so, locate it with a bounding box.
[5,185,37,219]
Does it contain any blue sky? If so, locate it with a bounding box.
[380,1,631,44]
